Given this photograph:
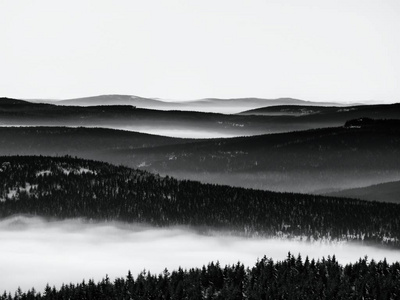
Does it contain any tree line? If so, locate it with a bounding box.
[2,254,400,299]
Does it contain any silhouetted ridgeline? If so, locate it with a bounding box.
[0,97,34,106]
[239,103,400,118]
[3,254,400,299]
[0,126,196,156]
[0,156,399,247]
[344,117,400,128]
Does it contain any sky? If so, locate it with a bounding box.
[1,0,399,103]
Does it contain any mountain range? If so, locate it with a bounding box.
[1,97,399,138]
[27,94,355,114]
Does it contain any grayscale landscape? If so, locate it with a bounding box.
[1,0,400,298]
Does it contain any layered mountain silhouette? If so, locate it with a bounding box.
[1,119,399,194]
[1,98,399,138]
[27,94,349,114]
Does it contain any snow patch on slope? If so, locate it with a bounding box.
[0,183,38,202]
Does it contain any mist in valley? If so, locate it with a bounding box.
[110,126,241,139]
[1,216,398,294]
[0,125,245,139]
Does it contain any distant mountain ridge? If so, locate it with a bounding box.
[24,94,354,114]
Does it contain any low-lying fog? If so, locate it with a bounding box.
[1,216,398,294]
[0,125,242,139]
[116,127,241,139]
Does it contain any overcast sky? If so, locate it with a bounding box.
[1,0,399,102]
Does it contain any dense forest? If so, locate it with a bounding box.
[1,156,400,247]
[2,254,400,299]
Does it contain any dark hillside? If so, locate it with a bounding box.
[326,180,400,203]
[240,103,400,119]
[0,127,197,157]
[0,97,33,105]
[105,120,400,193]
[1,156,400,247]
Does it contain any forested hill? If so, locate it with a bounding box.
[1,156,400,247]
[0,97,35,106]
[0,126,197,157]
[239,103,400,117]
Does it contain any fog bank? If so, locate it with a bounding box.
[0,125,240,139]
[1,216,398,293]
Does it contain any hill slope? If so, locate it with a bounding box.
[0,126,196,157]
[103,119,400,193]
[0,97,38,106]
[1,155,400,247]
[326,180,400,203]
[239,103,400,119]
